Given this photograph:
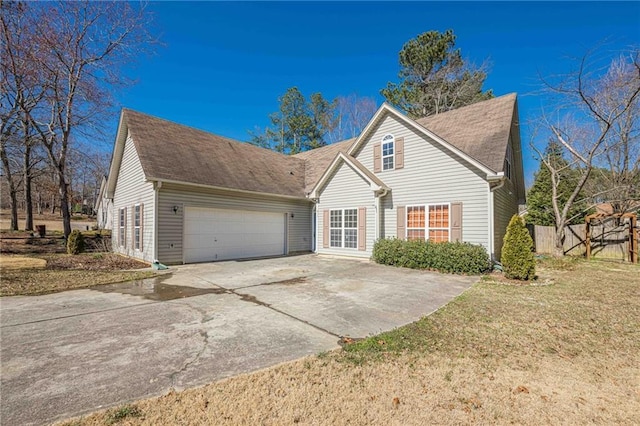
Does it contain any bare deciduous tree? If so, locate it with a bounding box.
[330,94,377,143]
[532,48,640,256]
[4,1,156,238]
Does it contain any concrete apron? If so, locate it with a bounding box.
[0,254,477,426]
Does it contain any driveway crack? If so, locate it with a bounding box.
[231,289,342,339]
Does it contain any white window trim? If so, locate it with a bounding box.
[118,207,126,248]
[382,134,395,171]
[133,204,142,251]
[329,208,358,249]
[406,203,452,242]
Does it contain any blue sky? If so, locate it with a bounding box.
[114,1,640,185]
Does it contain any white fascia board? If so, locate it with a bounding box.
[105,111,127,198]
[309,152,386,199]
[153,178,309,201]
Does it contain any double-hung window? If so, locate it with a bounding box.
[134,204,142,250]
[382,134,394,170]
[406,204,450,243]
[330,208,358,248]
[119,207,126,247]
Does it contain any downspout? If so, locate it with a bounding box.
[153,180,161,263]
[375,188,388,240]
[309,197,319,252]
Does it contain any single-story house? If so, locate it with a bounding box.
[104,93,525,264]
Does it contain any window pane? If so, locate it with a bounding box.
[383,156,394,170]
[134,228,141,249]
[407,206,425,228]
[382,142,394,156]
[344,209,357,228]
[429,229,449,243]
[134,205,141,227]
[119,209,125,226]
[429,205,449,228]
[344,229,357,248]
[330,210,342,228]
[407,229,425,241]
[330,229,342,247]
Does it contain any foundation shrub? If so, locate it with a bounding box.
[372,238,490,274]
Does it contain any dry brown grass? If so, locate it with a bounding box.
[0,269,158,296]
[0,256,46,270]
[58,259,640,425]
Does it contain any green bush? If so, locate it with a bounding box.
[500,215,535,280]
[66,230,85,255]
[372,238,490,275]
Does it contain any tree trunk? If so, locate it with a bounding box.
[23,144,33,231]
[1,145,19,230]
[58,177,72,238]
[554,224,565,257]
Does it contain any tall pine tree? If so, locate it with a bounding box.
[381,29,493,119]
[249,87,335,154]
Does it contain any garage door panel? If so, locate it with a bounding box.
[184,207,285,263]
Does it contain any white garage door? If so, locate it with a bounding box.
[184,207,286,263]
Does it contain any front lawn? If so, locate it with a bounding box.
[1,266,157,296]
[1,231,158,296]
[58,258,639,425]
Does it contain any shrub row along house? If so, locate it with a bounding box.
[100,93,525,264]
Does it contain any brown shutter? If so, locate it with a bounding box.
[373,143,381,173]
[358,207,366,251]
[395,137,404,169]
[322,210,330,248]
[131,205,135,250]
[124,207,127,247]
[139,203,144,251]
[451,202,463,242]
[397,206,406,240]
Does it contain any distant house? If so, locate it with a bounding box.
[95,176,112,230]
[102,93,525,264]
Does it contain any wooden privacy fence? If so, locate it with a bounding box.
[529,219,639,261]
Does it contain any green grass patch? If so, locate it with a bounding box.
[105,404,142,424]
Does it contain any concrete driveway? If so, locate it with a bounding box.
[1,254,477,425]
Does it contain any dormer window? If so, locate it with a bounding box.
[382,134,394,170]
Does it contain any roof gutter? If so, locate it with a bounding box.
[150,178,310,202]
[487,171,505,183]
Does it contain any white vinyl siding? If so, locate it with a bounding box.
[353,114,490,251]
[157,183,312,264]
[317,161,375,258]
[112,132,155,263]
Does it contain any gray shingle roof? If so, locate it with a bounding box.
[120,93,516,198]
[292,138,355,193]
[123,109,307,198]
[416,93,516,173]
